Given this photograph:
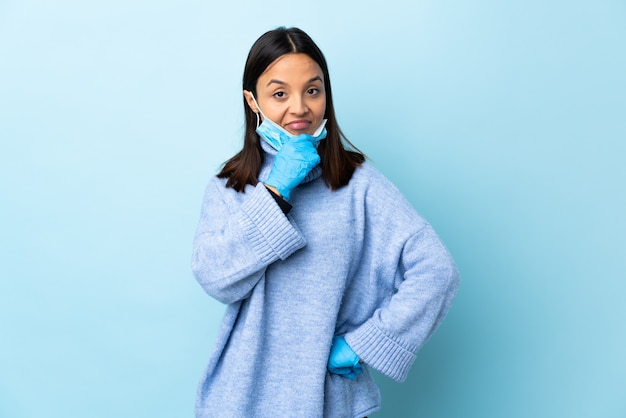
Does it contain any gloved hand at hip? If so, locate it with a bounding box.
[264,135,320,201]
[327,335,363,380]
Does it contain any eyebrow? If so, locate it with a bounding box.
[266,76,323,87]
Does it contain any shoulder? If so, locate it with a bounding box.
[201,175,229,202]
[350,162,397,193]
[351,162,411,207]
[199,174,259,210]
[349,162,429,233]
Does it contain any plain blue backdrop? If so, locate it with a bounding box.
[1,1,624,417]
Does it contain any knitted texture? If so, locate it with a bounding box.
[191,150,459,417]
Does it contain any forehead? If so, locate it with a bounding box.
[258,53,324,86]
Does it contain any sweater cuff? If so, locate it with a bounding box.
[239,184,306,263]
[344,319,417,383]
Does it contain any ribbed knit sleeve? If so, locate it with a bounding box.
[345,318,417,382]
[344,222,459,383]
[239,184,306,263]
[192,180,306,304]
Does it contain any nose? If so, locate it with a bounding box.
[289,94,308,116]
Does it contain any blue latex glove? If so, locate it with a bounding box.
[264,135,320,201]
[327,336,363,380]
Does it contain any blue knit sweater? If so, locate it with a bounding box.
[192,142,459,417]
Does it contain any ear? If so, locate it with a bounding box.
[243,90,259,113]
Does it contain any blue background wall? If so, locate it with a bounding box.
[1,1,624,417]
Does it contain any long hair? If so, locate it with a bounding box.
[217,27,365,192]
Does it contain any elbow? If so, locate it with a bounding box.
[191,256,259,305]
[438,259,460,315]
[191,254,227,303]
[191,258,229,304]
[448,262,460,294]
[441,253,460,301]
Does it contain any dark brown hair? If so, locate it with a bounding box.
[217,26,365,192]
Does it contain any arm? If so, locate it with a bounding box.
[191,179,306,304]
[344,225,460,382]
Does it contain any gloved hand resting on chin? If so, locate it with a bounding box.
[264,134,320,201]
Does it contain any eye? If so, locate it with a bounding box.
[307,88,320,95]
[273,91,286,98]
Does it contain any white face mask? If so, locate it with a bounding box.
[250,93,327,151]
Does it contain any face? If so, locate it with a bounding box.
[245,53,326,136]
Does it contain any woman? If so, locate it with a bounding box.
[191,26,459,418]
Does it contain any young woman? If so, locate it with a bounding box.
[191,26,459,418]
